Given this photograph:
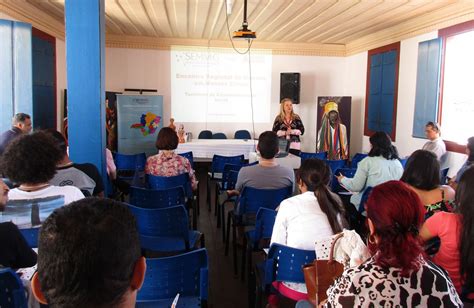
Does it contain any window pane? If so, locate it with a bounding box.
[442,31,474,144]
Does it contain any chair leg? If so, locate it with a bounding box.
[200,233,205,248]
[221,201,227,242]
[190,199,197,230]
[225,211,232,256]
[214,183,218,217]
[196,183,200,216]
[216,189,221,228]
[207,176,211,212]
[247,244,253,285]
[241,236,247,281]
[232,221,238,276]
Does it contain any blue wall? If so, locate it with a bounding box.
[0,19,32,131]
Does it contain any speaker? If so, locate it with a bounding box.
[280,73,300,104]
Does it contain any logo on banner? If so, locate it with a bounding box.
[130,112,161,136]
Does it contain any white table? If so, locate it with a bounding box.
[176,139,257,159]
[248,152,301,170]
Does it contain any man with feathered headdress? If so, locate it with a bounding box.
[317,98,348,160]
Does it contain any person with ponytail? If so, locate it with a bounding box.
[326,181,461,307]
[269,158,348,302]
[421,166,474,304]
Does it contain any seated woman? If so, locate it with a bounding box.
[401,149,455,218]
[270,158,348,303]
[326,181,461,307]
[421,166,474,303]
[145,127,197,190]
[2,132,84,205]
[336,131,403,210]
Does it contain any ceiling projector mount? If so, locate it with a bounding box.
[232,0,256,40]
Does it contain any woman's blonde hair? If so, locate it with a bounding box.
[278,98,299,121]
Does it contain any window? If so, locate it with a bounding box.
[439,21,474,150]
[364,42,400,141]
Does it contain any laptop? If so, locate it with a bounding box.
[275,139,290,158]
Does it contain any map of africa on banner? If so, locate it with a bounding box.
[117,95,163,156]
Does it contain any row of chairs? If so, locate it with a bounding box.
[0,249,209,308]
[198,129,252,140]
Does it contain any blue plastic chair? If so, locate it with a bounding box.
[198,130,212,139]
[114,152,147,185]
[234,130,251,140]
[216,163,246,231]
[331,168,357,193]
[212,132,227,139]
[225,186,293,274]
[19,227,40,248]
[147,173,198,229]
[350,153,368,169]
[399,158,408,168]
[136,249,208,307]
[242,208,277,280]
[300,151,327,161]
[178,151,194,168]
[359,186,373,213]
[208,154,244,212]
[128,204,203,253]
[0,268,27,308]
[326,159,347,175]
[129,186,185,209]
[253,244,316,306]
[440,167,449,185]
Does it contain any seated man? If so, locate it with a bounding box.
[31,198,146,308]
[46,129,105,197]
[0,179,37,269]
[422,122,446,163]
[0,113,32,157]
[227,131,295,198]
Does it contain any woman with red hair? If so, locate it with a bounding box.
[325,181,461,307]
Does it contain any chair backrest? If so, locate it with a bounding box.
[1,178,15,189]
[211,154,244,174]
[399,158,408,168]
[221,164,243,190]
[265,244,316,285]
[440,168,449,185]
[137,248,208,302]
[238,186,293,215]
[129,186,186,209]
[252,208,277,246]
[114,152,147,171]
[0,268,27,308]
[198,130,213,139]
[19,227,40,248]
[128,204,190,249]
[212,132,227,139]
[234,130,251,140]
[178,151,194,168]
[146,173,192,199]
[300,151,327,161]
[326,159,347,175]
[350,153,368,168]
[331,168,357,193]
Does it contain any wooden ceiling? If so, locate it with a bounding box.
[1,0,473,55]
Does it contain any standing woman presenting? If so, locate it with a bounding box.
[272,98,305,156]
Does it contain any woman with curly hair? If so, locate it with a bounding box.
[325,181,461,307]
[1,132,84,204]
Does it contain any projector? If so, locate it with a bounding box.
[233,25,256,40]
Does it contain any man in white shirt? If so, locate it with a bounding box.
[422,122,446,163]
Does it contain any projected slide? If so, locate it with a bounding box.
[171,46,272,123]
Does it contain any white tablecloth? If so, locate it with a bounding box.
[248,152,301,170]
[176,139,257,159]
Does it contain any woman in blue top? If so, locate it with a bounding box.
[336,132,403,209]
